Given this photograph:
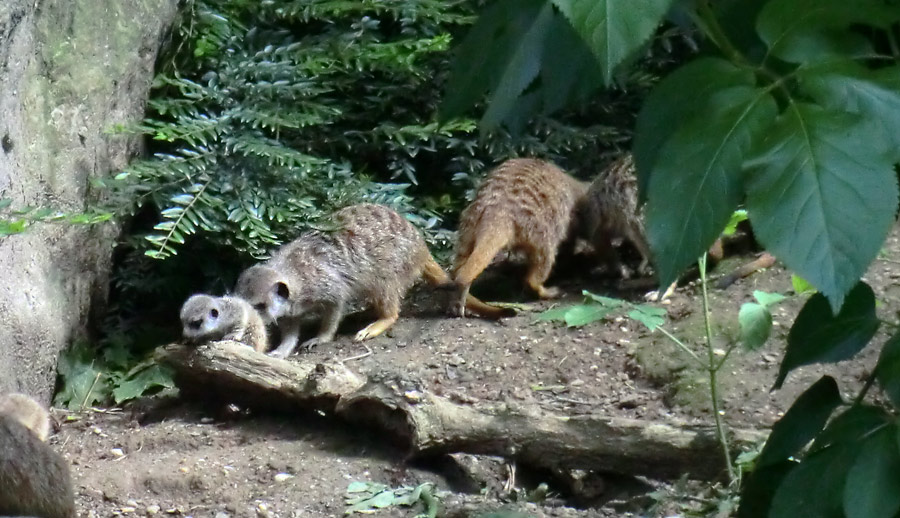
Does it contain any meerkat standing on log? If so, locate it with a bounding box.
[450,158,589,316]
[236,203,511,358]
[180,294,269,353]
[0,393,76,518]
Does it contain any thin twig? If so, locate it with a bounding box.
[339,343,373,364]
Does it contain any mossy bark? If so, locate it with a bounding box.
[0,0,177,403]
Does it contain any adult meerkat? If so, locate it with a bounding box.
[180,294,269,353]
[583,153,771,299]
[236,203,511,358]
[0,393,76,518]
[450,158,589,316]
[579,153,653,279]
[0,392,51,442]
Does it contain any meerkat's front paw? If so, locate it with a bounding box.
[268,348,291,359]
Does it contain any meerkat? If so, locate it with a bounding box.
[180,294,269,353]
[579,153,653,279]
[0,392,51,442]
[0,394,76,518]
[235,203,511,358]
[450,158,589,316]
[583,153,769,299]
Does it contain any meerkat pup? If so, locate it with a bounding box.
[236,203,510,358]
[180,294,269,353]
[0,392,51,442]
[450,158,589,316]
[0,393,76,518]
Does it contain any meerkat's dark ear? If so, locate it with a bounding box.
[275,282,290,300]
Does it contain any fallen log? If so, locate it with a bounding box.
[158,342,767,481]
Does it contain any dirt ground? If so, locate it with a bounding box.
[50,226,900,518]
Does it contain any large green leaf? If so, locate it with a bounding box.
[737,462,796,518]
[810,405,891,453]
[875,330,900,409]
[439,0,545,122]
[550,0,675,84]
[775,283,879,388]
[745,104,898,312]
[843,425,900,518]
[646,82,776,287]
[769,442,861,518]
[757,376,842,468]
[633,58,755,203]
[440,0,602,132]
[799,62,900,162]
[756,0,900,63]
[538,13,605,116]
[481,3,554,129]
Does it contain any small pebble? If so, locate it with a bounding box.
[274,473,294,482]
[146,505,160,515]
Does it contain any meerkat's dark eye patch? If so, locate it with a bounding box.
[253,303,266,312]
[210,308,219,318]
[188,319,202,330]
[275,282,290,299]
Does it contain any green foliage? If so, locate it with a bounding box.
[344,481,441,517]
[446,0,900,312]
[54,341,176,411]
[791,274,817,296]
[738,290,785,351]
[0,198,112,237]
[447,1,900,514]
[536,290,662,329]
[552,0,676,84]
[722,209,748,237]
[777,283,880,388]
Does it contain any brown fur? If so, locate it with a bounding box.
[0,401,75,518]
[180,294,269,353]
[235,203,509,358]
[579,153,653,278]
[0,393,51,442]
[582,154,768,295]
[451,158,589,315]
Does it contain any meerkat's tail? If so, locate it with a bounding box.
[421,253,515,320]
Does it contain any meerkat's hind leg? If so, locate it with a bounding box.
[524,244,562,299]
[355,295,400,341]
[354,314,399,341]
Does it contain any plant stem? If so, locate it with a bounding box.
[695,0,748,67]
[888,26,900,63]
[656,326,707,368]
[698,254,735,483]
[854,372,877,406]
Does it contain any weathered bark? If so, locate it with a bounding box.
[159,342,768,481]
[0,0,178,402]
